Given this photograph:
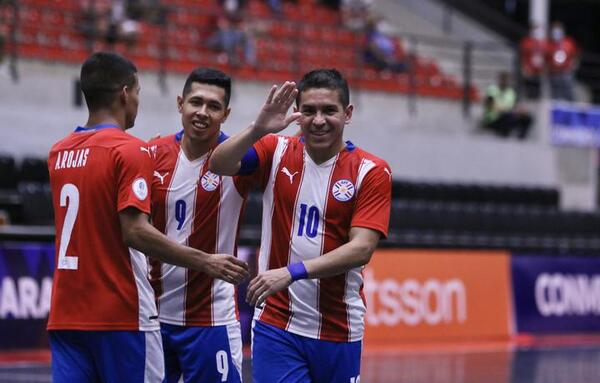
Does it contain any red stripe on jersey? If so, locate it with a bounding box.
[318,151,360,341]
[185,159,218,325]
[259,141,304,329]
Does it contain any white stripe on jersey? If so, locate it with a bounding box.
[344,269,365,342]
[286,153,338,338]
[128,248,160,331]
[356,158,376,191]
[256,136,289,319]
[158,151,202,325]
[211,178,241,324]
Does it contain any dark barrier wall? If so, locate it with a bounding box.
[0,242,54,349]
[512,254,600,333]
[0,242,257,350]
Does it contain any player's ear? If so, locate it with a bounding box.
[344,104,354,125]
[222,107,231,122]
[177,95,184,113]
[294,106,301,125]
[120,86,129,105]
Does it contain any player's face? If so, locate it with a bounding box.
[178,82,230,143]
[124,75,140,130]
[296,88,353,159]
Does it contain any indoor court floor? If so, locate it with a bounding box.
[1,338,599,383]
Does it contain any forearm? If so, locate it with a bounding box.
[303,239,376,280]
[209,123,263,175]
[124,218,207,270]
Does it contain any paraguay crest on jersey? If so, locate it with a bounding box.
[332,179,355,202]
[201,171,220,191]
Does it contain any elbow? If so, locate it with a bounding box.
[121,222,143,250]
[355,242,377,267]
[208,156,231,176]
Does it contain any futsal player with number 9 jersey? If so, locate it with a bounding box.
[210,70,392,382]
[149,68,256,383]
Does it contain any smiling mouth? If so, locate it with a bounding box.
[192,120,209,129]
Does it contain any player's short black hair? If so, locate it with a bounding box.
[80,52,137,111]
[296,69,350,107]
[182,68,232,107]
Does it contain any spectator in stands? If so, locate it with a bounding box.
[482,71,532,140]
[105,0,140,49]
[363,17,407,73]
[547,21,578,101]
[519,24,547,99]
[341,0,372,31]
[207,14,257,67]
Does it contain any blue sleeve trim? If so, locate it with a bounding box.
[238,147,259,175]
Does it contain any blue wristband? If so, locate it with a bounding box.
[287,262,308,282]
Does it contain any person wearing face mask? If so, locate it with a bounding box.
[519,24,548,99]
[547,21,578,101]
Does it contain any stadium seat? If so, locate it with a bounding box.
[0,154,18,190]
[17,182,54,225]
[19,157,49,183]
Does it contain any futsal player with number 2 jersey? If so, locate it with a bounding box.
[210,69,392,383]
[47,53,248,383]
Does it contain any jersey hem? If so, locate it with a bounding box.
[158,317,239,327]
[255,318,363,343]
[47,323,160,331]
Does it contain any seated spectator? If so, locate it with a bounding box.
[547,21,578,101]
[207,14,257,67]
[363,17,407,73]
[341,0,372,31]
[519,24,547,99]
[482,72,532,140]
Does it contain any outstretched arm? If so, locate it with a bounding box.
[209,81,301,175]
[119,207,249,285]
[246,227,381,306]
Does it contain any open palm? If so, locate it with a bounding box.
[254,81,302,136]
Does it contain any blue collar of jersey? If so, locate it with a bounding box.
[74,124,120,133]
[299,136,355,152]
[174,130,228,143]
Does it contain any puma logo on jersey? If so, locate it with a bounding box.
[281,167,299,184]
[140,145,157,158]
[153,171,169,185]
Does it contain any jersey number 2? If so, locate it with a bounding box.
[58,184,79,270]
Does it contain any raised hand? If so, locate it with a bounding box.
[203,254,249,285]
[253,81,302,137]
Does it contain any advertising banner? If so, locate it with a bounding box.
[363,249,513,344]
[512,254,600,333]
[0,242,55,350]
[551,103,600,147]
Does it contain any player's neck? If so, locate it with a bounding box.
[85,112,124,130]
[305,141,345,165]
[180,134,218,161]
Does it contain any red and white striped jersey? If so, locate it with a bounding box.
[252,135,392,342]
[149,132,252,327]
[47,125,158,331]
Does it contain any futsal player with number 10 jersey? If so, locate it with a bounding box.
[210,69,392,382]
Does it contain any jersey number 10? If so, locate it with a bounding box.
[297,203,319,238]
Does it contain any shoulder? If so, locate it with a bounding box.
[351,148,392,179]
